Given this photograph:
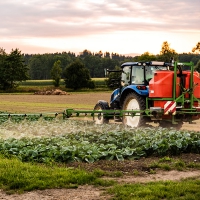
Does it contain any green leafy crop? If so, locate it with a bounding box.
[0,120,199,163]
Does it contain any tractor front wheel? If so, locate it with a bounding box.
[93,103,109,124]
[122,92,146,128]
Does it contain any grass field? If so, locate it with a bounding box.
[17,78,108,93]
[20,78,106,85]
[0,93,110,113]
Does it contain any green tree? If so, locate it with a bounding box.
[94,50,103,58]
[28,54,50,80]
[83,55,103,77]
[158,41,178,62]
[0,48,7,89]
[63,60,95,90]
[53,52,73,75]
[28,52,74,80]
[104,52,110,58]
[178,53,200,65]
[135,52,157,62]
[192,42,200,53]
[0,48,29,90]
[79,49,92,58]
[0,48,6,69]
[51,60,62,87]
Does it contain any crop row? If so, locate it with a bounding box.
[0,127,199,163]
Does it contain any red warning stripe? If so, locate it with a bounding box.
[164,101,176,115]
[164,101,174,113]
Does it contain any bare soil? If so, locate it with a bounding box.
[0,93,200,199]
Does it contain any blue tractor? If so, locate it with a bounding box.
[93,61,200,128]
[93,61,168,127]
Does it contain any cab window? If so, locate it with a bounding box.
[121,66,131,86]
[131,66,144,84]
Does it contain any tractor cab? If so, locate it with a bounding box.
[108,61,169,110]
[120,61,168,87]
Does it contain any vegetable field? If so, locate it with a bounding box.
[0,119,200,163]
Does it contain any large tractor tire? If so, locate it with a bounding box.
[93,102,109,124]
[122,92,146,128]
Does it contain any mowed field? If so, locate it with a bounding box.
[0,93,110,113]
[0,93,199,131]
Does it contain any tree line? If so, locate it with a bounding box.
[0,41,200,90]
[25,41,200,80]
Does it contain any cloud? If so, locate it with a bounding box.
[0,0,199,39]
[0,0,199,54]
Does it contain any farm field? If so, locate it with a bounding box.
[0,93,200,199]
[0,93,110,113]
[0,93,199,131]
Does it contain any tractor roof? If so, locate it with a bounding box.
[121,61,168,68]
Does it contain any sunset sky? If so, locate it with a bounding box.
[0,0,199,56]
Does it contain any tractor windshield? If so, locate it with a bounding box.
[131,66,144,84]
[121,64,167,86]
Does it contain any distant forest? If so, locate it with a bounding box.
[23,48,200,80]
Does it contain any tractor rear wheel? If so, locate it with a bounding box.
[122,92,146,127]
[93,103,109,124]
